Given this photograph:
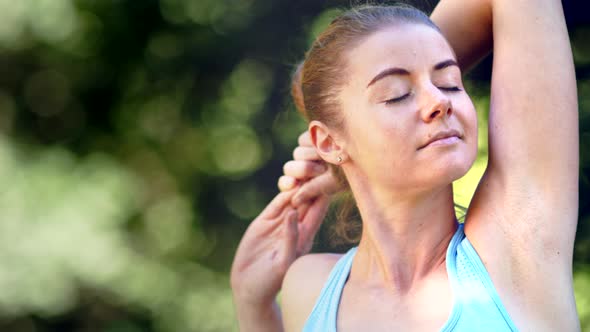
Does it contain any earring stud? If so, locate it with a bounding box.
[337,156,343,163]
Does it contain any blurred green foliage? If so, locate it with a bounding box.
[0,0,587,331]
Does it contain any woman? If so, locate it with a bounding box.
[231,0,579,331]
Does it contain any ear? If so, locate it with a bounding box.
[309,120,347,165]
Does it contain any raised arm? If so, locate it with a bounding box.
[433,0,578,220]
[486,0,578,226]
[430,0,493,72]
[433,0,579,330]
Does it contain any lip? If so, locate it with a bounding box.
[418,129,462,150]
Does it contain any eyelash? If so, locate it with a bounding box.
[385,93,410,105]
[384,86,462,105]
[440,86,462,92]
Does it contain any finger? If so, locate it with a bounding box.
[260,190,297,219]
[278,175,297,192]
[293,146,321,161]
[281,209,299,267]
[292,172,340,206]
[295,201,310,222]
[298,130,313,147]
[283,160,327,180]
[297,195,331,255]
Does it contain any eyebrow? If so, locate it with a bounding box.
[433,59,459,71]
[366,59,460,88]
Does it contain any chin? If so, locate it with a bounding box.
[416,151,477,189]
[448,160,474,181]
[447,152,477,181]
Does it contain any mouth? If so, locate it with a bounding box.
[418,129,462,150]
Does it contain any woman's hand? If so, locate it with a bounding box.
[230,189,330,331]
[278,131,343,205]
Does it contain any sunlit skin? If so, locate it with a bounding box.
[232,0,579,331]
[306,23,478,330]
[335,24,477,196]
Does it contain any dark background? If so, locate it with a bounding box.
[0,0,588,331]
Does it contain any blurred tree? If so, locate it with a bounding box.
[0,0,587,331]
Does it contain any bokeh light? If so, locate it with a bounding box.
[0,0,587,331]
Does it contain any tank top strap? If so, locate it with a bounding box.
[438,222,466,331]
[302,247,358,332]
[453,227,520,331]
[302,222,518,331]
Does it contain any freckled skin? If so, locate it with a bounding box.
[273,1,578,331]
[299,24,480,331]
[337,24,478,196]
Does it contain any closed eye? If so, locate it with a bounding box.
[384,87,460,105]
[439,86,462,92]
[384,93,410,105]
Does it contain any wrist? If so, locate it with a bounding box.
[232,285,278,309]
[234,299,283,332]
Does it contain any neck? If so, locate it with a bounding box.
[348,179,458,294]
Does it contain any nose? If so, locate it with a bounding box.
[420,87,452,122]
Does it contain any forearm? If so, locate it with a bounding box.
[234,299,284,332]
[430,0,493,71]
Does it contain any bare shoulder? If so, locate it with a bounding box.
[281,252,343,332]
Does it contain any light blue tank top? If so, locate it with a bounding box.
[302,223,519,331]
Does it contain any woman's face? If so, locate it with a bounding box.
[338,23,478,192]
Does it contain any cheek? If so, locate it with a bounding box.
[455,97,478,140]
[461,102,479,165]
[347,112,408,166]
[371,118,416,176]
[466,105,478,149]
[372,114,409,152]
